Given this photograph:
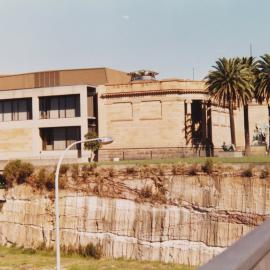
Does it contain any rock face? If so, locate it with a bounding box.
[0,166,269,266]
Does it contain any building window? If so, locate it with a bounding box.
[39,94,80,119]
[87,87,98,133]
[0,98,32,122]
[40,126,81,150]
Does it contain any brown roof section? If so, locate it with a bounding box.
[0,67,131,91]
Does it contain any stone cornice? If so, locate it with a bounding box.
[101,89,208,98]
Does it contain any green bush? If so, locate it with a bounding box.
[202,159,214,174]
[71,164,79,179]
[3,160,34,186]
[260,168,269,179]
[60,164,69,175]
[126,167,136,174]
[84,131,101,153]
[188,164,199,176]
[22,248,36,254]
[241,167,253,178]
[80,243,102,259]
[35,168,47,188]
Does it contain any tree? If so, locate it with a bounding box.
[255,54,270,152]
[205,57,254,149]
[84,131,101,162]
[240,57,257,154]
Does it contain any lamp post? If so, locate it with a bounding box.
[55,137,113,270]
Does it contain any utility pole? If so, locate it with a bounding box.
[249,42,253,57]
[192,67,195,80]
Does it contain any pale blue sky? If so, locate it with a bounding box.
[0,0,269,80]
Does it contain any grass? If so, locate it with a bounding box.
[0,245,195,270]
[97,155,270,166]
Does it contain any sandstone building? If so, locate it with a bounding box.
[0,68,268,161]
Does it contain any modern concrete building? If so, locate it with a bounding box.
[0,68,268,162]
[0,68,130,161]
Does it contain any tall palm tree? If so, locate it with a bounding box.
[240,57,256,154]
[205,57,254,148]
[255,54,270,151]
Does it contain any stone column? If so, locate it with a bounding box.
[32,96,42,157]
[185,100,192,145]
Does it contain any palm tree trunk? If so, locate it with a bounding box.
[229,101,236,147]
[268,105,270,154]
[244,104,250,155]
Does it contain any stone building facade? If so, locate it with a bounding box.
[0,68,268,161]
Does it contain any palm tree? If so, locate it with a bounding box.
[205,57,254,149]
[255,54,270,151]
[240,57,257,154]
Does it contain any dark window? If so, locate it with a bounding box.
[39,94,80,119]
[0,98,32,122]
[40,126,81,151]
[87,87,98,133]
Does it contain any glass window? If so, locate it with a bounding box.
[18,99,27,120]
[50,97,59,119]
[66,96,75,118]
[0,98,32,122]
[59,96,66,118]
[41,127,81,150]
[53,127,66,150]
[3,101,12,121]
[0,102,3,122]
[39,95,80,119]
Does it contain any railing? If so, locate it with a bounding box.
[199,219,270,270]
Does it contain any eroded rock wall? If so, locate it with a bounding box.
[0,167,269,266]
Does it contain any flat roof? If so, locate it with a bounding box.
[0,67,131,91]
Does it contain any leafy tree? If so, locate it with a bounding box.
[255,54,270,151]
[205,57,254,148]
[84,131,101,162]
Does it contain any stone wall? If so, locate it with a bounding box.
[0,165,269,266]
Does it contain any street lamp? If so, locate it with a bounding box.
[54,137,113,270]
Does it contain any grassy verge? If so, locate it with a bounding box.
[97,155,270,166]
[0,245,195,270]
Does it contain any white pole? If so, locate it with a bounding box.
[55,137,113,270]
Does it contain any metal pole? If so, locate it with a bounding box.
[55,137,112,270]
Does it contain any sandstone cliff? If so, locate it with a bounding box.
[0,164,269,266]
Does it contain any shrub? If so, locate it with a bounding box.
[126,167,135,174]
[81,163,97,180]
[3,160,34,186]
[22,248,36,254]
[260,168,269,179]
[60,164,69,175]
[81,243,102,259]
[188,164,199,176]
[158,165,165,176]
[44,172,55,191]
[84,131,101,162]
[140,185,153,198]
[108,168,115,177]
[172,164,185,175]
[202,159,214,174]
[241,167,253,178]
[35,168,47,188]
[71,164,79,179]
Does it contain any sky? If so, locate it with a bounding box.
[0,0,269,80]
